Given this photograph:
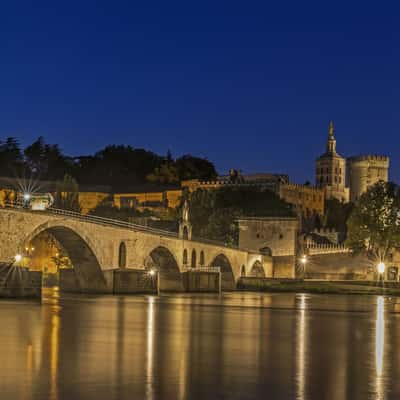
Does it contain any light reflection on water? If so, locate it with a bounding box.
[146,297,155,400]
[0,289,399,400]
[375,296,386,400]
[296,293,307,400]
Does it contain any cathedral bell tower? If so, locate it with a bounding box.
[326,121,337,154]
[315,121,349,202]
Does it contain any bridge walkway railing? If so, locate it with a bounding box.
[3,202,179,238]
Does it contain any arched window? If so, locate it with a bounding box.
[182,226,189,240]
[118,242,127,268]
[191,250,197,268]
[183,249,188,265]
[200,251,205,266]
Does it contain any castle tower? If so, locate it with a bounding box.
[347,155,390,202]
[316,122,349,202]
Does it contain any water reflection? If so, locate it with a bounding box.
[0,291,399,400]
[375,296,385,400]
[146,297,155,400]
[296,294,307,400]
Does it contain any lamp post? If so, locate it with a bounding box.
[377,262,385,285]
[300,255,308,279]
[149,269,159,295]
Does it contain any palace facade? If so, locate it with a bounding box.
[316,122,389,203]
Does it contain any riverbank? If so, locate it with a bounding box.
[237,277,400,296]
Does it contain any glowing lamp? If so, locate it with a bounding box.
[14,254,22,263]
[301,255,307,264]
[23,193,31,201]
[149,269,156,276]
[377,262,385,274]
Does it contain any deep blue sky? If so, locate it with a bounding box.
[0,1,398,183]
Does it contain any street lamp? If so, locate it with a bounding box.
[14,254,22,263]
[377,262,385,284]
[300,255,308,278]
[148,268,159,295]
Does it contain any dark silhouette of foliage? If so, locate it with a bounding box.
[0,136,218,191]
[188,187,294,245]
[324,198,353,234]
[175,155,217,181]
[0,137,24,175]
[89,202,153,221]
[346,181,400,263]
[24,137,72,179]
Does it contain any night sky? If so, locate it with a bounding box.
[0,1,398,183]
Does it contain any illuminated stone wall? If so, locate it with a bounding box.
[279,183,325,216]
[238,217,299,278]
[347,155,390,202]
[78,192,109,214]
[0,207,264,292]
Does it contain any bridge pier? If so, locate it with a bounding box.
[59,268,233,294]
[59,268,159,294]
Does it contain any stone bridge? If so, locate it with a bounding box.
[0,207,268,292]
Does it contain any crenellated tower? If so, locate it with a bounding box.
[347,155,390,202]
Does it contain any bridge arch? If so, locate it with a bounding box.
[147,246,183,292]
[210,253,235,290]
[22,223,106,292]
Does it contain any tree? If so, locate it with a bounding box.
[175,155,217,181]
[346,181,400,263]
[55,174,81,212]
[89,201,152,221]
[187,187,294,245]
[24,137,46,174]
[0,137,23,174]
[24,137,73,179]
[147,163,179,184]
[324,198,353,233]
[74,145,164,190]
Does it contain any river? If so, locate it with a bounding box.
[1,289,400,399]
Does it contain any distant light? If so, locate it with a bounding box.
[149,269,156,276]
[301,255,307,264]
[23,193,31,201]
[377,262,385,274]
[14,254,22,263]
